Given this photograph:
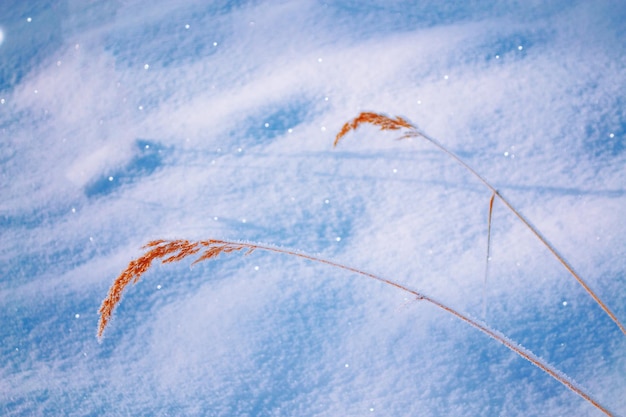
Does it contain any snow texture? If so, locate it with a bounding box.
[1,0,625,416]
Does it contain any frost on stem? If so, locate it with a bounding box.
[335,111,625,337]
[97,237,615,415]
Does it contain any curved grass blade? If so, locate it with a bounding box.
[334,112,625,336]
[98,239,616,416]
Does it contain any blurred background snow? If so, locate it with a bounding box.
[1,0,625,415]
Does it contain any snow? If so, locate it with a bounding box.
[1,0,625,416]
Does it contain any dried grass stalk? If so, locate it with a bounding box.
[98,238,615,415]
[335,112,625,337]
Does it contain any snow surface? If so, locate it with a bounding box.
[1,0,625,416]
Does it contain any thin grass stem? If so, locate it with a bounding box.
[335,112,625,336]
[98,238,615,416]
